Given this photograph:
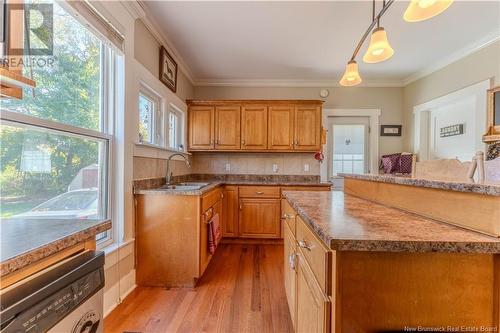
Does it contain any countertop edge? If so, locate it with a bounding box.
[1,219,112,277]
[283,192,500,254]
[339,173,500,196]
[135,181,332,196]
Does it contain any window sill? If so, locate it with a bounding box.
[134,142,191,155]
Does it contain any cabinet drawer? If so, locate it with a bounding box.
[239,186,280,198]
[202,187,223,211]
[296,216,331,295]
[281,199,297,236]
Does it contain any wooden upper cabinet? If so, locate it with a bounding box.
[295,105,321,151]
[268,105,295,150]
[241,105,268,150]
[187,100,322,152]
[215,105,241,150]
[188,106,214,150]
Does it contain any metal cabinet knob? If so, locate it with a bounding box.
[298,240,313,251]
[255,191,264,195]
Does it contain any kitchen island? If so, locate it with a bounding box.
[282,190,500,332]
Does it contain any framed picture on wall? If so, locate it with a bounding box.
[380,125,402,136]
[160,46,178,93]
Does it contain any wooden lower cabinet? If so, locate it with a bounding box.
[296,251,331,333]
[284,222,297,329]
[239,198,281,238]
[200,199,222,275]
[222,186,239,237]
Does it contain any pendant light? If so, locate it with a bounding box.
[404,0,453,22]
[363,1,394,63]
[363,26,394,63]
[339,60,362,87]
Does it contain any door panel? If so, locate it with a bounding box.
[295,106,321,151]
[215,105,241,150]
[284,223,297,329]
[189,106,214,150]
[200,199,221,275]
[268,105,294,150]
[296,253,330,333]
[241,105,268,150]
[239,198,280,238]
[222,186,239,237]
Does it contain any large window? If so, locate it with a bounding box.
[0,1,117,244]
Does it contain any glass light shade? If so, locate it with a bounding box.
[363,27,394,64]
[404,0,453,22]
[339,61,362,87]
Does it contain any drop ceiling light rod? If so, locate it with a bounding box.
[349,0,394,61]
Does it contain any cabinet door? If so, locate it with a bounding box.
[284,223,297,329]
[215,105,241,150]
[189,106,214,150]
[222,186,239,237]
[268,105,294,150]
[200,199,222,276]
[296,252,331,333]
[239,198,280,238]
[241,105,268,150]
[295,105,321,151]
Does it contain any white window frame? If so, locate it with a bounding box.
[0,16,118,247]
[138,83,163,147]
[167,103,184,151]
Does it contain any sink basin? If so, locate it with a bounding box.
[159,182,210,191]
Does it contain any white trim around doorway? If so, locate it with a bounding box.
[321,109,381,182]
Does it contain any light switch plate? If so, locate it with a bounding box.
[304,164,310,172]
[225,163,231,171]
[272,164,279,173]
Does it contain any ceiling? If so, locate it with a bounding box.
[142,1,500,86]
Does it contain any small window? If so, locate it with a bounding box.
[167,105,183,151]
[138,93,154,143]
[168,111,178,149]
[138,87,161,145]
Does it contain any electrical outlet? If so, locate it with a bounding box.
[272,164,279,173]
[225,163,231,172]
[304,164,310,172]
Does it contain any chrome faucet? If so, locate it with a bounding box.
[166,153,191,185]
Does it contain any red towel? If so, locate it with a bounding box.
[208,213,221,255]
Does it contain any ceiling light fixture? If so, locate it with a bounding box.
[339,60,362,87]
[363,26,394,63]
[404,0,454,22]
[339,0,394,86]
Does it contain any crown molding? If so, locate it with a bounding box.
[402,31,500,86]
[192,78,404,88]
[134,1,196,85]
[120,1,145,20]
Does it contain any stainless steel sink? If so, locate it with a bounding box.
[159,182,210,191]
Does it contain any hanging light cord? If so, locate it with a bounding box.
[349,0,394,61]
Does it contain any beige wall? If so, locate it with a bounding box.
[403,41,500,151]
[192,152,321,176]
[194,86,405,159]
[134,19,194,102]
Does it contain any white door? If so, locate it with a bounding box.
[327,116,370,180]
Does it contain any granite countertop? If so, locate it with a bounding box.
[1,218,111,277]
[283,191,500,253]
[134,176,332,196]
[340,173,500,196]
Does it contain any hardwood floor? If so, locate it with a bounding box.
[104,244,293,333]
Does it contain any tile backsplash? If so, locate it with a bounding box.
[133,156,192,180]
[191,153,320,176]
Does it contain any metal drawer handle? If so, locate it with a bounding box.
[288,252,296,271]
[283,213,294,219]
[255,191,264,195]
[298,240,313,251]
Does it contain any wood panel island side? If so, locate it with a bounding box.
[282,190,500,333]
